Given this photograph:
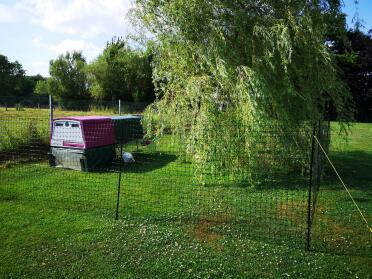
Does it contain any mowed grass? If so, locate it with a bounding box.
[311,123,372,256]
[0,120,371,278]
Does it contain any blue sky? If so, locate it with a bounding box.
[0,0,371,77]
[0,0,134,76]
[343,0,372,32]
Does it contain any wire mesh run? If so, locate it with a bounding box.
[1,110,369,254]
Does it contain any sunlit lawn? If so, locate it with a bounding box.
[0,119,371,278]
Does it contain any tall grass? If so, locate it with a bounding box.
[0,117,49,152]
[0,108,119,153]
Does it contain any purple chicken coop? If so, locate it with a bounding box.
[49,116,116,171]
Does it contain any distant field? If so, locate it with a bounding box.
[0,107,119,119]
[0,108,130,153]
[0,117,371,278]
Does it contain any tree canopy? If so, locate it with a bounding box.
[0,54,44,104]
[0,55,25,97]
[336,30,372,122]
[39,51,90,100]
[135,0,354,183]
[34,39,156,103]
[88,37,155,102]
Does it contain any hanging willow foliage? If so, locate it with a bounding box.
[134,0,353,185]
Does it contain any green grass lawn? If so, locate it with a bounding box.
[0,122,371,278]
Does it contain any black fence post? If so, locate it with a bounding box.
[115,140,124,220]
[307,124,316,251]
[314,120,322,201]
[115,123,125,220]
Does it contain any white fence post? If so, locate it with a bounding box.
[49,95,53,135]
[119,99,121,115]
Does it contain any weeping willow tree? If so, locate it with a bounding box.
[134,0,353,184]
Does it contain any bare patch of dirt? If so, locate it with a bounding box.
[190,214,231,247]
[276,201,307,222]
[313,215,357,245]
[332,223,355,236]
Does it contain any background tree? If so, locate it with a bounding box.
[46,51,90,101]
[34,78,51,96]
[335,29,372,122]
[19,75,45,97]
[323,3,372,122]
[0,54,25,97]
[0,54,45,107]
[88,37,155,102]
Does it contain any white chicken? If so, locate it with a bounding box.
[122,152,135,163]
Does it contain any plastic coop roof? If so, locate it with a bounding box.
[52,116,116,149]
[110,115,142,120]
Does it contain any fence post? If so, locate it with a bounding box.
[315,120,322,192]
[119,99,121,116]
[307,124,316,251]
[49,95,53,135]
[115,156,123,220]
[115,127,125,220]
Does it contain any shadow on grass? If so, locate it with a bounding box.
[255,172,309,191]
[118,152,178,174]
[0,143,49,168]
[0,187,19,202]
[323,151,372,191]
[204,170,309,191]
[200,174,309,191]
[311,150,372,257]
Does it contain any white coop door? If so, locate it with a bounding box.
[51,120,84,148]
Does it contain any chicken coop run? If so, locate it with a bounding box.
[110,115,143,144]
[49,115,144,171]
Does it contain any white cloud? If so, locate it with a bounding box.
[32,37,101,61]
[15,0,134,38]
[0,1,137,76]
[29,61,50,76]
[0,3,22,22]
